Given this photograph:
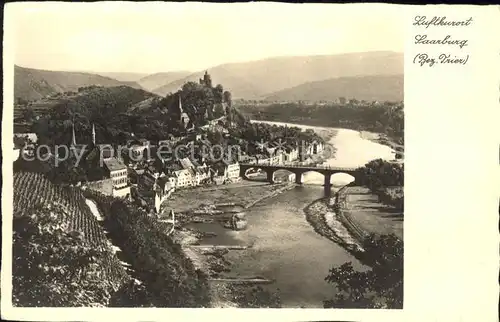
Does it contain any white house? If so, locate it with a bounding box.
[103,158,130,198]
[154,176,175,213]
[284,144,299,162]
[223,159,240,182]
[313,141,324,154]
[172,168,194,188]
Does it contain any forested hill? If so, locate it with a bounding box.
[28,85,162,145]
[14,65,145,102]
[263,74,403,102]
[27,79,242,146]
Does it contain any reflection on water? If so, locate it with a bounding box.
[189,125,396,307]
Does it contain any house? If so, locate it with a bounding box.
[284,144,299,162]
[166,159,195,188]
[103,158,130,198]
[299,142,314,161]
[312,141,324,154]
[172,167,194,188]
[191,159,211,185]
[142,164,162,188]
[126,141,156,163]
[153,176,175,213]
[210,163,227,185]
[271,151,284,165]
[255,153,271,165]
[238,154,256,164]
[223,159,240,182]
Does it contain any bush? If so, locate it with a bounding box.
[87,191,211,307]
[12,204,120,307]
[324,233,403,309]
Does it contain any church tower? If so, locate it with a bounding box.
[178,94,190,129]
[92,123,96,145]
[71,119,77,146]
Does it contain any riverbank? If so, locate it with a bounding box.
[166,182,295,212]
[304,196,362,253]
[304,183,404,260]
[339,186,403,240]
[168,182,296,307]
[360,130,404,151]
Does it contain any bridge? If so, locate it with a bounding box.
[239,163,359,196]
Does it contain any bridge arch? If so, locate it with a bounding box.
[272,169,297,183]
[329,172,356,189]
[240,166,272,182]
[299,170,329,185]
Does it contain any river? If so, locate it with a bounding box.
[192,121,396,308]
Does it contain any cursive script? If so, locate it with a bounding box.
[413,16,473,28]
[413,53,469,67]
[415,34,468,49]
[412,14,472,67]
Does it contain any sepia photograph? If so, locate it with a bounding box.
[6,2,404,309]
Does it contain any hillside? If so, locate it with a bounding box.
[138,71,193,92]
[264,74,404,102]
[14,65,145,101]
[152,51,403,99]
[25,85,159,115]
[12,171,129,306]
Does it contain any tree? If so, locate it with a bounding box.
[214,84,224,104]
[223,91,232,106]
[21,107,36,122]
[12,204,116,307]
[214,103,226,118]
[181,82,215,123]
[232,286,281,308]
[324,233,403,309]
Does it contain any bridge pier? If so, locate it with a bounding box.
[267,171,275,184]
[295,173,303,184]
[324,174,332,197]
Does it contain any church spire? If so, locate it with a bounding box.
[179,94,183,113]
[71,118,77,146]
[92,123,96,145]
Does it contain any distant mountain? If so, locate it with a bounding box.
[138,71,193,92]
[152,51,403,99]
[14,65,145,101]
[95,72,149,82]
[264,74,404,102]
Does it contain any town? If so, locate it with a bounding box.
[10,4,404,310]
[14,72,328,216]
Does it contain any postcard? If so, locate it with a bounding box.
[2,2,499,321]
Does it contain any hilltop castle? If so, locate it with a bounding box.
[199,70,212,87]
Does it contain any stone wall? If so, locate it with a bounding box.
[86,179,114,196]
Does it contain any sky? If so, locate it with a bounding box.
[8,2,404,74]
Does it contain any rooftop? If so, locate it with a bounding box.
[104,158,127,172]
[179,157,195,170]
